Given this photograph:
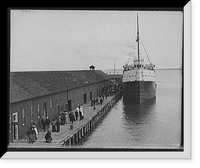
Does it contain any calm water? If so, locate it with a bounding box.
[81,70,182,148]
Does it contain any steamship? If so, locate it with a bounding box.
[122,14,157,103]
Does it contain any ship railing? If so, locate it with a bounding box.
[134,58,144,62]
[144,63,155,70]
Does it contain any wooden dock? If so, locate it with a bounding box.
[59,90,122,146]
[8,90,122,149]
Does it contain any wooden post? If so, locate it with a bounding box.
[82,128,84,137]
[85,125,87,133]
[86,123,88,133]
[90,120,92,129]
[65,140,67,145]
[79,130,81,140]
[66,139,68,145]
[80,128,82,138]
[74,132,77,143]
[84,126,86,135]
[71,137,73,145]
[77,130,80,140]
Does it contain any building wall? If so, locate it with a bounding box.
[10,99,32,143]
[9,80,110,143]
[68,82,101,110]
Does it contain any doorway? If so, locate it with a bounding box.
[13,124,18,141]
[90,91,92,100]
[43,102,47,118]
[84,93,87,103]
[68,100,72,111]
[12,112,18,141]
[97,89,99,97]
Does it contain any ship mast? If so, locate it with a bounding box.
[136,13,140,64]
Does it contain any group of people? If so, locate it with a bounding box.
[26,124,38,143]
[91,96,104,106]
[40,116,50,132]
[69,105,84,124]
[90,88,114,107]
[26,104,86,143]
[40,116,61,133]
[51,118,61,132]
[42,116,61,142]
[26,116,59,143]
[44,105,84,141]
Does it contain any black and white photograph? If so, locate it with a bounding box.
[5,4,192,160]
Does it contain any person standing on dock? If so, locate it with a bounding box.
[75,107,79,121]
[69,111,75,130]
[41,116,46,132]
[91,98,93,106]
[80,106,84,120]
[27,127,34,143]
[52,119,57,132]
[100,97,103,105]
[45,116,50,130]
[56,119,60,132]
[95,97,98,105]
[31,125,38,142]
[69,111,75,124]
[105,92,108,100]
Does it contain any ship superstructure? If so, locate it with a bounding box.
[122,14,157,103]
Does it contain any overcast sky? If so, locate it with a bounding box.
[10,10,183,71]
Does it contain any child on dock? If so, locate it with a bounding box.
[69,111,75,124]
[45,130,52,143]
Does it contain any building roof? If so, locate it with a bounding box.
[10,70,109,103]
[94,70,111,80]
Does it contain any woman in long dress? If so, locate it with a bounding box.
[32,125,38,142]
[52,119,57,132]
[75,107,79,120]
[80,106,84,120]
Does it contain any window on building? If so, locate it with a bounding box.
[37,104,41,118]
[12,112,18,122]
[9,114,11,133]
[50,100,52,108]
[30,106,33,122]
[43,102,47,118]
[22,109,25,126]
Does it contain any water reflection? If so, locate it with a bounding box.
[122,97,156,124]
[122,97,157,143]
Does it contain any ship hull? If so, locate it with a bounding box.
[123,81,156,104]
